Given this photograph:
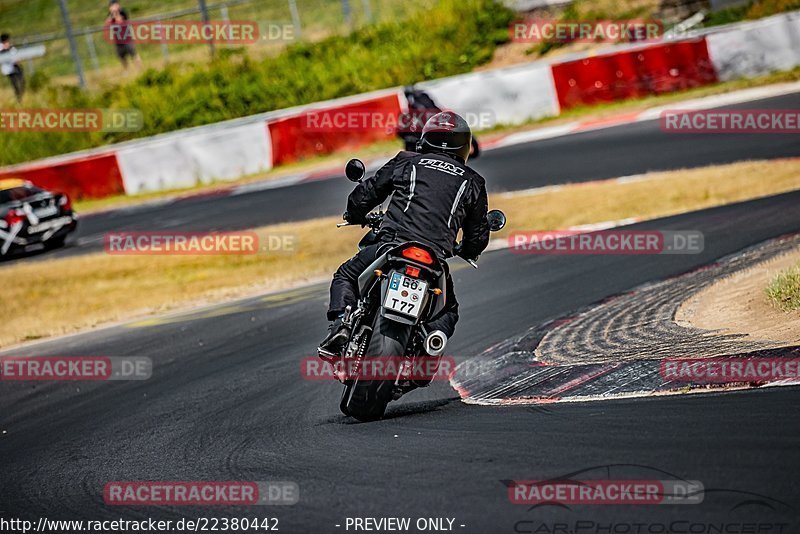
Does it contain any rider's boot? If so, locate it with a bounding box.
[318,316,350,360]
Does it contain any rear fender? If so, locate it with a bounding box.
[357,242,448,324]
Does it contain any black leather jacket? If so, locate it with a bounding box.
[346,151,490,259]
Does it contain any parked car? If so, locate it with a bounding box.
[0,179,78,256]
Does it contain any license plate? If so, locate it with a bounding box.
[384,271,427,318]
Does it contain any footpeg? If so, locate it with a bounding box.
[317,346,337,363]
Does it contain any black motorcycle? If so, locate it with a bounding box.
[319,158,505,421]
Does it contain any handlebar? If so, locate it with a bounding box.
[337,211,384,229]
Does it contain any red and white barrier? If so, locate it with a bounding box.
[267,90,402,166]
[1,11,798,200]
[419,61,560,125]
[706,12,800,81]
[116,121,273,194]
[0,152,124,200]
[551,39,718,109]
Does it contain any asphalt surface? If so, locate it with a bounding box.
[2,190,800,531]
[17,90,800,262]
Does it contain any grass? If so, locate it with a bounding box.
[2,158,800,347]
[0,0,436,80]
[0,0,513,167]
[0,0,422,37]
[705,0,800,27]
[491,159,800,235]
[766,263,800,311]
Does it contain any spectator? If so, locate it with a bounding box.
[105,0,141,69]
[0,33,25,103]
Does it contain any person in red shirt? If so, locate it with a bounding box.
[105,0,141,69]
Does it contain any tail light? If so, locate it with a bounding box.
[402,246,433,265]
[5,209,25,226]
[58,194,72,211]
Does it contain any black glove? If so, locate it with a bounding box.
[453,242,478,261]
[345,211,373,227]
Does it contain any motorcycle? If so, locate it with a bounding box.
[319,158,506,422]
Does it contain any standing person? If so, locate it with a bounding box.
[0,34,25,103]
[105,0,141,69]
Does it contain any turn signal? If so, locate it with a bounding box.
[432,288,442,295]
[374,269,383,277]
[401,246,433,265]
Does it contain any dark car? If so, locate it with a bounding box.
[0,179,78,256]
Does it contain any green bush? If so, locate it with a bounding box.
[27,70,50,93]
[1,0,513,167]
[704,0,800,28]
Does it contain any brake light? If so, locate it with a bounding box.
[405,265,420,278]
[4,209,24,226]
[59,194,72,211]
[402,246,433,265]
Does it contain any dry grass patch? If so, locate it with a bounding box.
[491,159,800,235]
[2,158,800,347]
[0,220,363,346]
[767,262,800,311]
[678,248,800,346]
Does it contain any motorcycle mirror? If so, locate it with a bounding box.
[487,209,506,232]
[345,159,366,182]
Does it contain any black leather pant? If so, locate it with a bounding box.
[7,66,24,102]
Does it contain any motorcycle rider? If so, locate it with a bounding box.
[319,111,490,356]
[399,85,480,158]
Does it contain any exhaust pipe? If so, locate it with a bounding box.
[423,330,448,357]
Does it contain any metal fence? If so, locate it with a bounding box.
[1,0,433,90]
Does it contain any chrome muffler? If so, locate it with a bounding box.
[423,330,448,357]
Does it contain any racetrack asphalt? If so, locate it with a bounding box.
[12,90,800,263]
[2,190,800,531]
